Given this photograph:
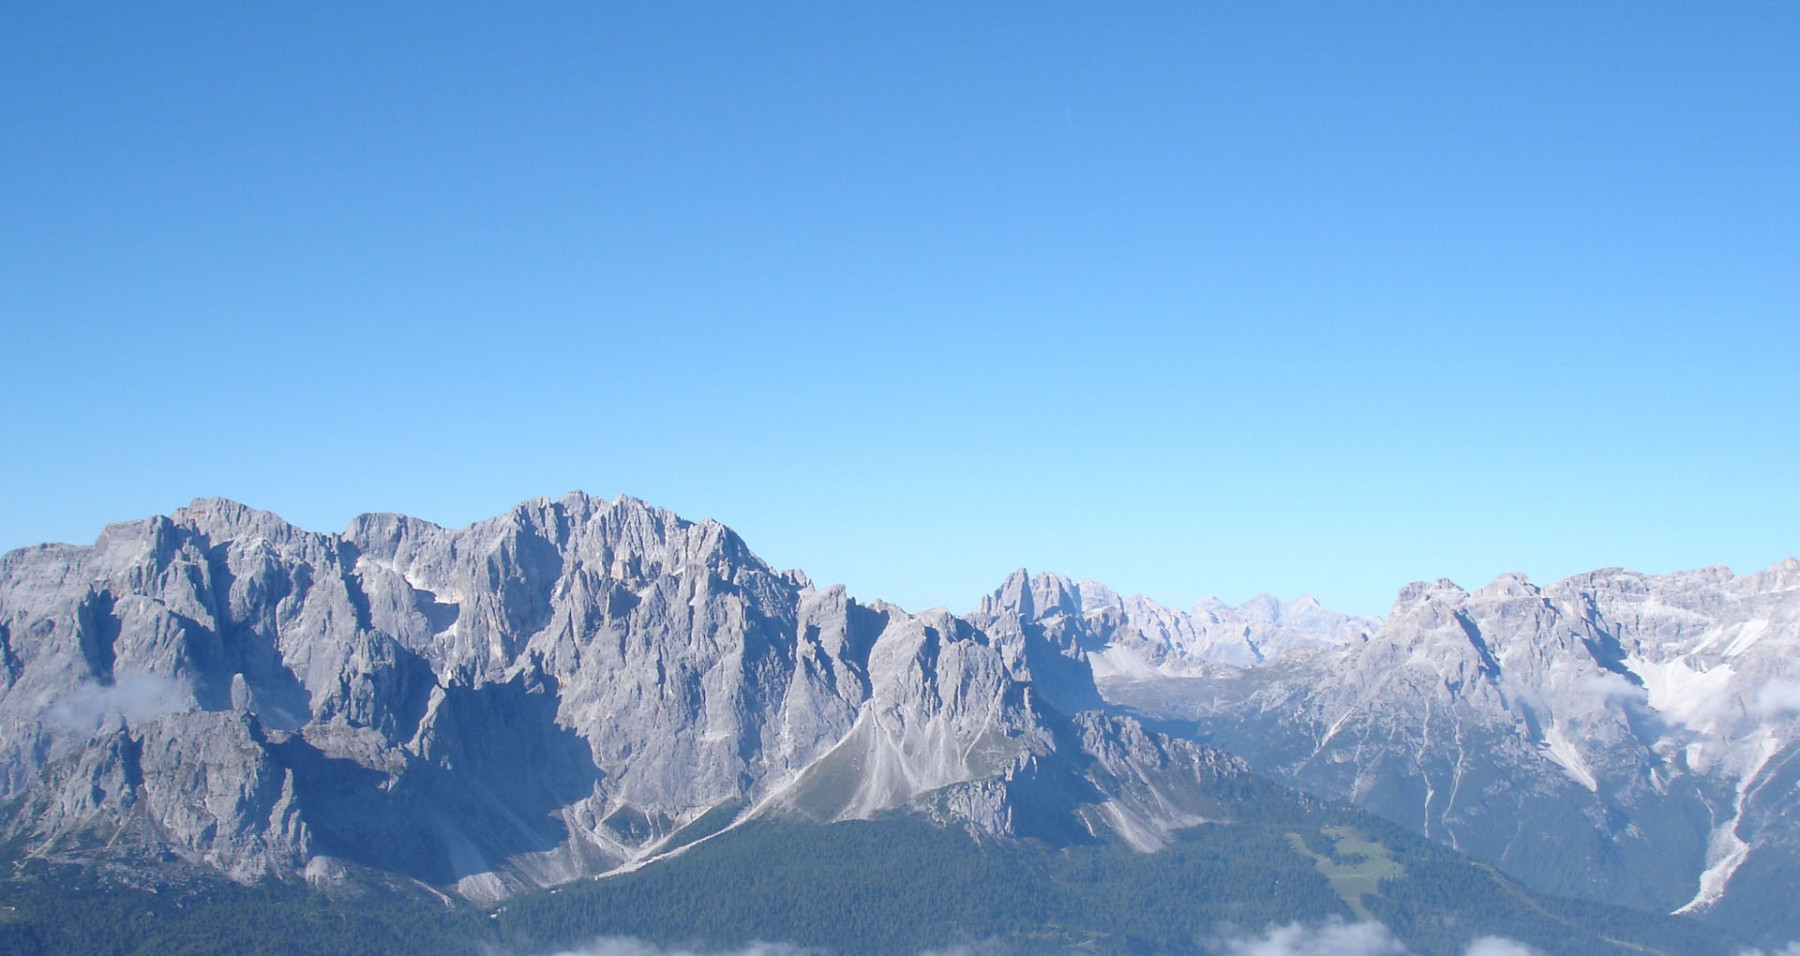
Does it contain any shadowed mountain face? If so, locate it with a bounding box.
[0,494,1244,902]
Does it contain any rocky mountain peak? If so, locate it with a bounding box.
[1475,571,1540,601]
[1737,556,1800,594]
[977,568,1033,619]
[1391,578,1471,616]
[0,496,1256,904]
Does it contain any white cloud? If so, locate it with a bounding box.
[1209,921,1541,956]
[531,927,1550,956]
[1214,920,1409,956]
[1755,680,1800,717]
[542,940,818,956]
[47,674,192,733]
[916,945,1011,956]
[1466,937,1541,956]
[1574,672,1647,704]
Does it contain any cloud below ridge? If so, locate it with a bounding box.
[1215,923,1542,956]
[531,925,1546,956]
[47,673,192,733]
[538,940,819,956]
[1755,680,1800,717]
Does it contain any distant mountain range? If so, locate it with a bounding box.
[1086,560,1800,946]
[0,493,1793,953]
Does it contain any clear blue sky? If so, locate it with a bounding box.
[3,3,1796,616]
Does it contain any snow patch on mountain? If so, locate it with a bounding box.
[1541,722,1597,792]
[1630,654,1739,733]
[1678,727,1787,915]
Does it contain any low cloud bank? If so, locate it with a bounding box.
[1213,921,1540,956]
[1214,920,1410,956]
[532,925,1546,956]
[540,940,818,956]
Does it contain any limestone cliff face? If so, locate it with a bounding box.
[0,494,1241,901]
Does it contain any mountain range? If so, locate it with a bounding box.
[1088,560,1800,945]
[0,493,1793,953]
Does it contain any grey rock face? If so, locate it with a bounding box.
[0,494,1245,901]
[1089,561,1800,945]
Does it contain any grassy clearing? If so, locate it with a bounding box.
[1286,825,1404,920]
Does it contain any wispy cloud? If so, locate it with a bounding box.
[47,673,192,733]
[1574,672,1647,704]
[525,926,1553,956]
[1210,921,1541,956]
[1755,680,1800,717]
[1213,921,1409,956]
[538,939,819,956]
[1465,938,1542,956]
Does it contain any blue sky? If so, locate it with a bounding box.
[3,3,1796,615]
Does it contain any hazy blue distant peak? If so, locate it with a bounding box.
[1105,552,1800,947]
[975,569,1381,673]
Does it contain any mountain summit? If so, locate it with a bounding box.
[0,493,1244,902]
